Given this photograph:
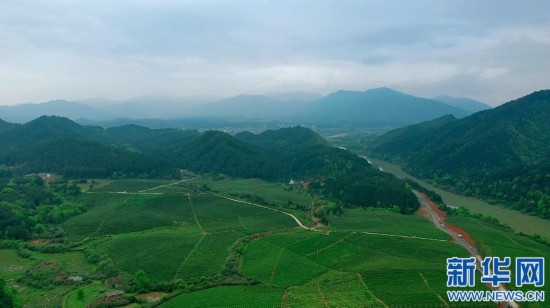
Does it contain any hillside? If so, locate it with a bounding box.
[0,117,170,178]
[237,126,418,213]
[300,87,469,127]
[235,126,329,157]
[371,90,550,218]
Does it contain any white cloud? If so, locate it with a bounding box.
[0,1,549,105]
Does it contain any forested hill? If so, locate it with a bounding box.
[0,116,418,213]
[371,90,550,218]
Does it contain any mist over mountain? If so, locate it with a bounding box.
[300,87,470,127]
[433,95,492,113]
[191,95,308,119]
[1,88,479,128]
[265,91,323,102]
[0,100,114,123]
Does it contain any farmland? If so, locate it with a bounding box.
[1,177,547,307]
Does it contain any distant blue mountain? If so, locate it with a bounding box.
[300,87,470,127]
[434,95,492,113]
[0,100,114,123]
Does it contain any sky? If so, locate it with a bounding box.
[1,0,549,106]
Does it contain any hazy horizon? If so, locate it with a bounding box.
[1,1,549,106]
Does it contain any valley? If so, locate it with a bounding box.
[2,2,549,307]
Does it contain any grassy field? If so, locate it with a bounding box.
[369,157,550,238]
[328,208,451,240]
[63,193,196,241]
[284,270,381,307]
[175,231,244,279]
[63,282,103,308]
[0,249,95,307]
[90,178,175,192]
[198,177,313,207]
[192,194,297,234]
[95,228,203,280]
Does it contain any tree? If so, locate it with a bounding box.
[76,289,84,301]
[0,278,19,308]
[135,270,150,292]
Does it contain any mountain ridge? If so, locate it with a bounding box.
[371,90,550,218]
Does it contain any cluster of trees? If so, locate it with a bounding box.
[0,177,85,240]
[308,167,419,214]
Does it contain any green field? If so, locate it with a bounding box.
[327,208,451,240]
[95,228,203,280]
[191,194,297,234]
[63,282,103,308]
[90,178,175,192]
[3,178,549,307]
[162,285,284,307]
[198,178,313,207]
[283,271,378,307]
[0,249,95,307]
[63,192,196,241]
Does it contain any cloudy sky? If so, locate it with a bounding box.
[1,0,549,106]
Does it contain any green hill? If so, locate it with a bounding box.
[371,90,550,218]
[0,116,419,212]
[237,126,418,213]
[0,117,170,178]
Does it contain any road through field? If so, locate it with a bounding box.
[414,190,518,308]
[212,193,310,230]
[139,177,199,192]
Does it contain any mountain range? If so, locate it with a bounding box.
[0,88,484,128]
[371,90,550,218]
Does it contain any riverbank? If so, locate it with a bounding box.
[368,157,550,239]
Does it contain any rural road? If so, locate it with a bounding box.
[413,190,518,308]
[138,176,199,192]
[212,193,310,230]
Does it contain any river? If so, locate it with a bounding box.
[368,157,550,239]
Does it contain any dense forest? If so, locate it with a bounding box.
[371,90,550,218]
[0,117,419,213]
[0,177,84,240]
